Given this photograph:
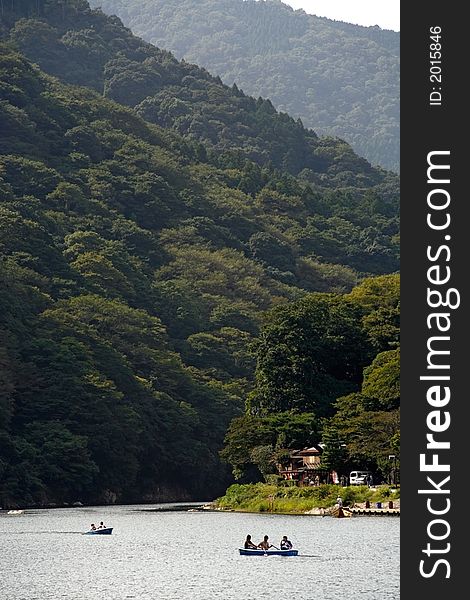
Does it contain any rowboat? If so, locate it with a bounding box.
[239,548,298,556]
[329,506,353,518]
[84,527,113,535]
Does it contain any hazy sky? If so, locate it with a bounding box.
[282,1,400,31]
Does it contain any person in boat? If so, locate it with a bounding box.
[280,536,293,550]
[98,521,106,529]
[244,535,258,549]
[257,535,274,550]
[90,523,96,531]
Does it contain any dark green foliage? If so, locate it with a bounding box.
[326,345,400,477]
[2,0,398,177]
[248,293,371,416]
[220,275,400,481]
[220,412,319,480]
[88,0,399,172]
[319,424,348,474]
[1,4,399,278]
[331,393,400,479]
[0,2,400,504]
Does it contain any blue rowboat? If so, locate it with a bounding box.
[84,527,113,535]
[239,548,298,556]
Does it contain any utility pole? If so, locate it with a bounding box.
[388,454,396,486]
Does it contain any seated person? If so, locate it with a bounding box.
[98,521,106,529]
[90,524,96,531]
[244,535,257,549]
[257,535,273,550]
[280,536,293,550]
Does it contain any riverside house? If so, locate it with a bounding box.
[277,446,336,485]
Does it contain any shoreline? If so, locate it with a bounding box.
[214,503,400,517]
[0,500,213,512]
[2,500,400,518]
[214,482,400,516]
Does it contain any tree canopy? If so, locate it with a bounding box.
[221,276,400,481]
[0,1,400,505]
[89,0,399,172]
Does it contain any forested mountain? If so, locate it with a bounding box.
[88,0,400,172]
[0,1,399,507]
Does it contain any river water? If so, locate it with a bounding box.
[0,504,399,600]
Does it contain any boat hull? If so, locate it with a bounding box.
[239,548,298,556]
[329,506,352,518]
[84,527,113,535]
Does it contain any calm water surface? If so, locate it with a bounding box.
[0,504,399,600]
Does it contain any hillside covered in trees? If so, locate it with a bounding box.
[89,0,400,172]
[0,1,399,507]
[221,275,400,483]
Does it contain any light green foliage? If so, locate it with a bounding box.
[216,482,400,513]
[319,425,348,473]
[362,348,400,410]
[249,445,276,480]
[347,274,400,351]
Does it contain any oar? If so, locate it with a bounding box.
[258,545,274,555]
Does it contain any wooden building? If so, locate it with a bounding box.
[277,446,334,485]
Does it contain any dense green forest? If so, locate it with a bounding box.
[0,0,396,182]
[0,1,399,507]
[221,275,400,483]
[88,0,400,172]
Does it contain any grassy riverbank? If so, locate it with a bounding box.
[216,483,400,514]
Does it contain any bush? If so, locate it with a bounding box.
[215,482,398,512]
[265,474,283,485]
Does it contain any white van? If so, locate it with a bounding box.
[349,471,372,485]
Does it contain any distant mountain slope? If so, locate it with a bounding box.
[2,0,397,179]
[88,0,400,172]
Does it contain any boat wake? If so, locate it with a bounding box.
[1,530,85,535]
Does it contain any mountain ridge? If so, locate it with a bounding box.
[88,0,400,171]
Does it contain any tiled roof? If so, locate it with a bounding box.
[298,446,322,455]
